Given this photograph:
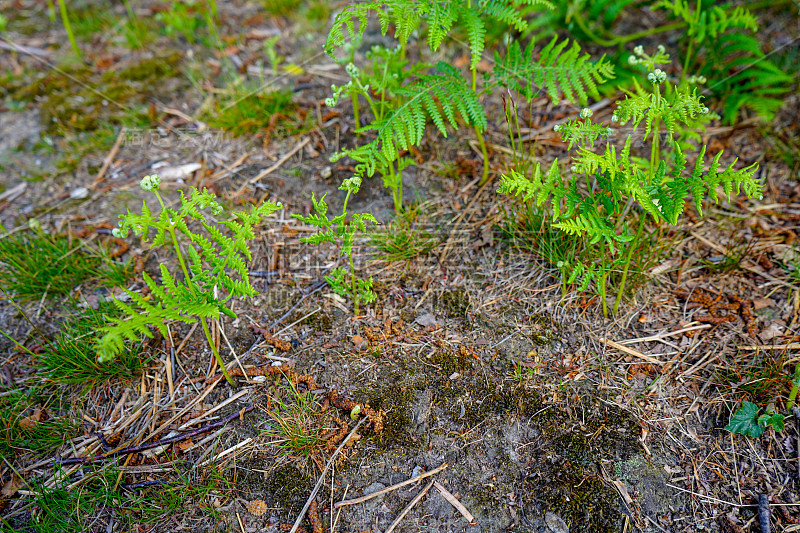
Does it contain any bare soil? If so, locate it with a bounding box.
[1,2,799,533]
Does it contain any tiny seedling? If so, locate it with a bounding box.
[293,176,377,315]
[99,175,281,386]
[261,382,324,459]
[726,400,785,439]
[369,206,438,262]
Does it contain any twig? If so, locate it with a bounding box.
[385,479,436,533]
[795,407,800,486]
[0,37,52,57]
[289,417,367,533]
[741,343,800,351]
[617,324,711,344]
[759,494,771,533]
[121,479,173,491]
[598,337,664,365]
[50,405,254,466]
[91,128,126,189]
[236,137,310,195]
[178,388,251,430]
[197,437,254,467]
[334,463,449,509]
[268,279,328,332]
[665,483,740,506]
[433,481,474,522]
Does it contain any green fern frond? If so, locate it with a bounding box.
[337,63,486,177]
[655,0,757,43]
[498,160,562,206]
[325,2,385,56]
[493,37,614,105]
[557,118,612,149]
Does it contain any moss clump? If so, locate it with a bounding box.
[522,460,622,532]
[358,381,417,450]
[437,288,470,318]
[430,349,473,376]
[204,88,302,138]
[264,465,312,516]
[456,382,542,425]
[12,53,181,135]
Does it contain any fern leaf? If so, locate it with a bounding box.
[493,37,614,105]
[461,7,486,70]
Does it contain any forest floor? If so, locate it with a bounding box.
[0,1,799,532]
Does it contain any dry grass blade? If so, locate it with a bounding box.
[334,463,449,509]
[598,337,664,365]
[385,479,436,533]
[433,481,474,522]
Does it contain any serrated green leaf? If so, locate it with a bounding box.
[725,401,765,438]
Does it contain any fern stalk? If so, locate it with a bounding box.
[56,0,81,61]
[681,0,703,80]
[599,238,608,318]
[613,214,647,315]
[153,191,236,387]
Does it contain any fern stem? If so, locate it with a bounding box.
[341,188,359,315]
[155,191,235,387]
[57,0,81,61]
[787,365,800,411]
[613,213,646,315]
[471,67,490,184]
[599,239,608,318]
[201,317,235,387]
[352,93,361,133]
[155,192,194,292]
[476,129,490,184]
[682,0,703,79]
[386,159,402,213]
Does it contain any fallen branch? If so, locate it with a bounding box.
[50,405,254,466]
[334,463,448,509]
[433,481,474,523]
[288,417,367,533]
[759,494,770,533]
[385,479,436,533]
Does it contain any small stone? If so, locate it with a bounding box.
[545,511,569,533]
[320,166,332,179]
[70,187,89,200]
[415,313,440,327]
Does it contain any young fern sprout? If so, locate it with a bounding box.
[499,46,762,316]
[293,176,377,315]
[100,175,282,387]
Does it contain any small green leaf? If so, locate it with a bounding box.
[758,412,785,432]
[725,401,764,438]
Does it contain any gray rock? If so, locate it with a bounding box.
[545,511,569,533]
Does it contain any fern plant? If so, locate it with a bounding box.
[293,176,378,315]
[499,46,762,315]
[325,0,616,212]
[98,175,282,386]
[330,61,486,212]
[327,46,433,212]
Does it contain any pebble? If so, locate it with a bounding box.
[70,187,89,199]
